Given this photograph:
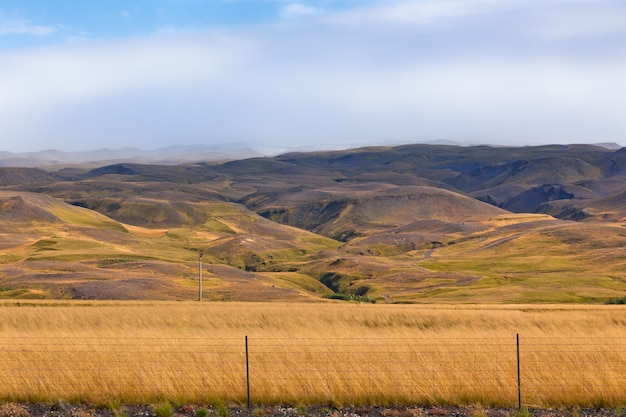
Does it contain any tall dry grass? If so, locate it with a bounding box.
[0,301,624,406]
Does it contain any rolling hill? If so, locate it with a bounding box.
[2,143,626,303]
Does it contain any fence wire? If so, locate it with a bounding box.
[518,336,626,406]
[0,336,624,406]
[247,337,515,404]
[0,336,246,402]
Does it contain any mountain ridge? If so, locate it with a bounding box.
[2,143,626,303]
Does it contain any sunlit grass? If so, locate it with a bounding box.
[0,302,624,406]
[46,203,128,232]
[265,272,332,295]
[398,222,626,303]
[5,190,626,304]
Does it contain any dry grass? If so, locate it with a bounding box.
[0,302,624,406]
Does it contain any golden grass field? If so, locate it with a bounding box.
[0,301,624,407]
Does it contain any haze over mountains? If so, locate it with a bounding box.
[1,143,626,303]
[0,144,263,168]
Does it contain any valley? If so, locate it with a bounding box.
[1,143,626,303]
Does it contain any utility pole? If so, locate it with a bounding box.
[199,251,203,301]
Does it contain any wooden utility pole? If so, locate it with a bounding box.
[199,251,203,301]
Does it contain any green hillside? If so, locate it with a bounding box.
[2,143,626,303]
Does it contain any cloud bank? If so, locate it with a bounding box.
[0,0,625,152]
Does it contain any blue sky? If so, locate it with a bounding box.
[1,0,625,153]
[0,1,330,47]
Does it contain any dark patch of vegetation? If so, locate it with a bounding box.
[319,272,344,292]
[605,297,626,305]
[348,285,371,296]
[70,201,89,209]
[322,293,376,303]
[33,239,58,249]
[331,229,360,242]
[71,199,122,213]
[272,200,351,233]
[96,257,152,267]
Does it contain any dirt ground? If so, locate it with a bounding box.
[1,402,625,417]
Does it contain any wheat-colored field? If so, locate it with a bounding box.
[0,301,624,407]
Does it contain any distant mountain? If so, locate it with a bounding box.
[0,144,262,167]
[594,142,623,150]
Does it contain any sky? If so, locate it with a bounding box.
[0,0,625,154]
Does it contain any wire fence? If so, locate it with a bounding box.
[0,335,625,407]
[519,336,626,406]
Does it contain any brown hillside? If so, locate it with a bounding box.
[0,168,56,185]
[0,192,61,226]
[3,144,626,302]
[256,184,507,241]
[0,189,340,301]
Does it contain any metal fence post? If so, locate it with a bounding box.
[245,335,250,409]
[517,333,522,410]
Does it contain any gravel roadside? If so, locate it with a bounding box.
[2,402,625,417]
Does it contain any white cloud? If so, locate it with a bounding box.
[1,0,626,152]
[280,3,321,19]
[0,19,57,36]
[528,3,626,40]
[323,0,504,26]
[322,0,626,44]
[0,32,255,106]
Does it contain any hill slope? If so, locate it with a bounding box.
[0,190,339,301]
[2,143,626,303]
